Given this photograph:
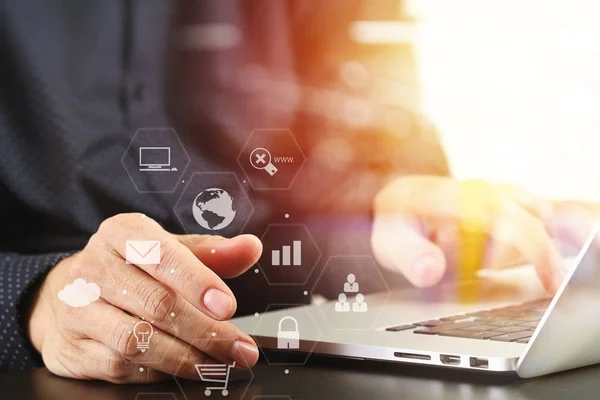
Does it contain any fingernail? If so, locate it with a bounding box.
[203,288,234,319]
[410,255,442,287]
[231,341,259,368]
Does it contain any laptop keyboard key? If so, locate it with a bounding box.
[489,331,533,342]
[516,337,532,344]
[385,324,416,332]
[479,319,522,327]
[469,331,506,340]
[489,326,532,333]
[439,315,468,322]
[413,328,439,335]
[460,324,498,332]
[414,320,443,327]
[518,321,539,329]
[439,330,476,338]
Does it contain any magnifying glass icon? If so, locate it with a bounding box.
[250,148,278,176]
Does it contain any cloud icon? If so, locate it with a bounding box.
[58,279,101,307]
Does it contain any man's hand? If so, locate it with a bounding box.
[371,176,598,292]
[28,213,262,383]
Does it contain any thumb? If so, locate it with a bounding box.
[176,234,263,278]
[372,214,446,287]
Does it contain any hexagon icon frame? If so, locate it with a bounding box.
[174,338,255,400]
[257,224,322,286]
[253,304,322,366]
[237,129,306,191]
[311,256,392,331]
[121,127,190,193]
[174,172,254,238]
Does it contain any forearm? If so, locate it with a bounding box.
[0,251,73,372]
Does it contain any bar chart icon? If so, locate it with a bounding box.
[272,241,302,266]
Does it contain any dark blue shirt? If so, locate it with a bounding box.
[0,0,449,372]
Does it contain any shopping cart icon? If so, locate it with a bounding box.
[195,361,236,396]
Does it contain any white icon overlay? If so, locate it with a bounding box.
[192,188,236,230]
[195,361,237,396]
[126,240,161,265]
[271,240,301,266]
[57,279,101,308]
[277,316,300,349]
[344,273,359,292]
[133,321,154,353]
[250,148,278,176]
[335,273,368,313]
[139,147,178,172]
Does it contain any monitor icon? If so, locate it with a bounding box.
[139,147,178,172]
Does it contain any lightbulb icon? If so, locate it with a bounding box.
[133,321,154,353]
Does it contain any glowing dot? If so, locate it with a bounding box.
[303,291,308,296]
[122,289,127,295]
[211,248,216,254]
[254,268,259,273]
[284,369,290,374]
[243,180,247,183]
[182,180,185,183]
[139,367,144,372]
[170,312,175,317]
[254,312,259,317]
[211,332,216,337]
[284,213,289,219]
[170,268,175,274]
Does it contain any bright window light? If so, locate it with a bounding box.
[408,0,600,201]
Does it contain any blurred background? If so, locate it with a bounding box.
[351,0,600,201]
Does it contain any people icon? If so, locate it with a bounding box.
[334,293,350,312]
[343,273,359,293]
[335,273,368,314]
[352,293,368,313]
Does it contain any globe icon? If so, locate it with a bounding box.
[192,188,236,230]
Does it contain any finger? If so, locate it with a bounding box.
[176,234,263,278]
[548,203,598,252]
[78,300,258,377]
[372,213,446,287]
[72,339,169,383]
[79,248,258,361]
[498,184,553,221]
[95,213,237,320]
[490,199,566,292]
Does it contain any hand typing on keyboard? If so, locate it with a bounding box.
[371,176,599,293]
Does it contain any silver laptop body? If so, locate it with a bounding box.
[233,221,600,378]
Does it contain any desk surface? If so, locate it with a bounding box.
[2,356,600,400]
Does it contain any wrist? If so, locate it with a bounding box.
[27,256,72,353]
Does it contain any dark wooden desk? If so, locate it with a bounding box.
[2,356,600,400]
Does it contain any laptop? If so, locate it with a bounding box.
[233,220,600,378]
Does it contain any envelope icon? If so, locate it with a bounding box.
[126,240,161,265]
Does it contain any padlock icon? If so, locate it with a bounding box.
[277,316,300,349]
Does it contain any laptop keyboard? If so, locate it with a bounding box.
[385,298,552,344]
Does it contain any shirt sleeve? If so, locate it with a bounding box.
[0,252,72,372]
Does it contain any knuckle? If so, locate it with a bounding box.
[98,215,121,234]
[141,285,179,324]
[156,238,184,276]
[112,320,139,357]
[102,353,129,382]
[66,252,89,278]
